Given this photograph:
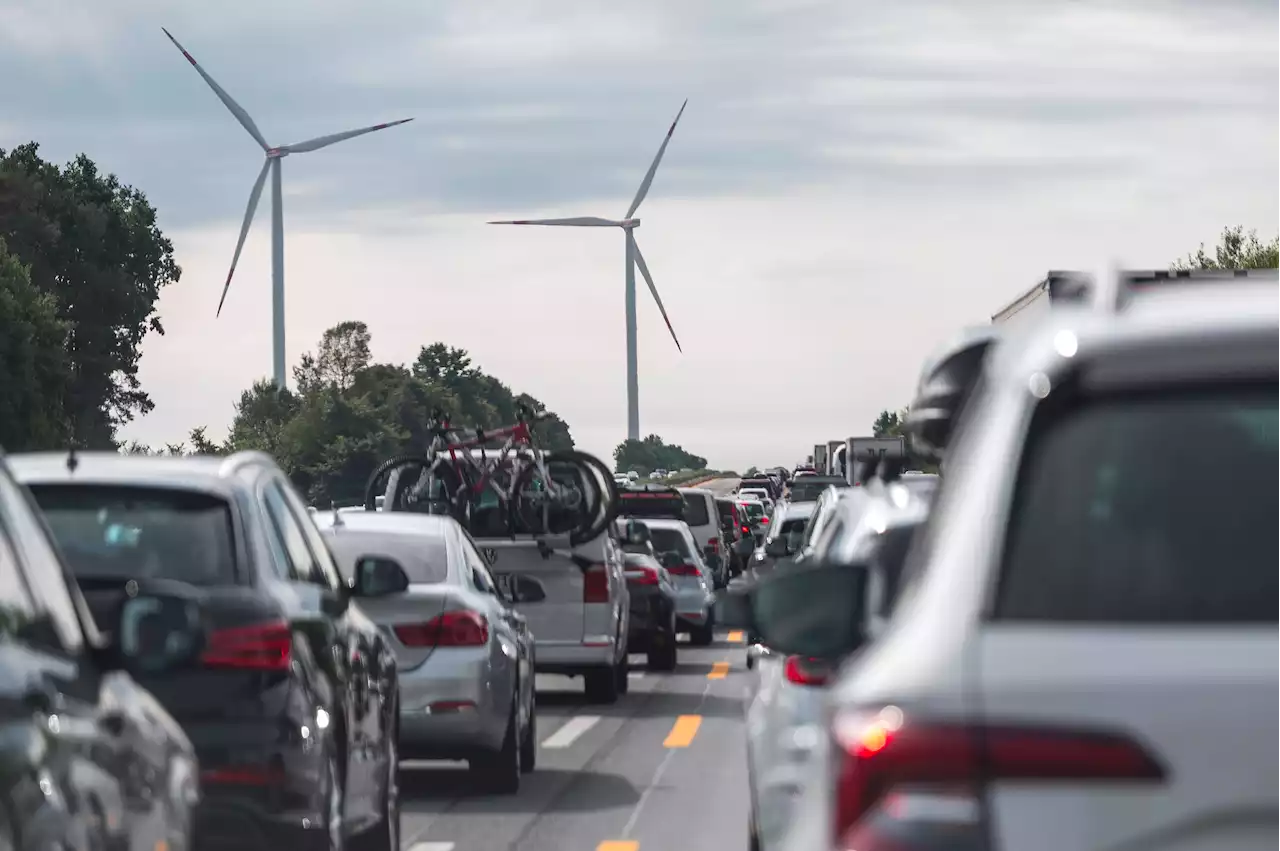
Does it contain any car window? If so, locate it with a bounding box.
[30,484,237,587]
[648,527,692,559]
[456,530,500,596]
[779,516,809,536]
[273,479,346,591]
[864,522,921,617]
[789,479,848,502]
[0,501,52,648]
[0,475,85,652]
[681,493,711,527]
[326,534,449,583]
[263,482,326,585]
[997,386,1277,623]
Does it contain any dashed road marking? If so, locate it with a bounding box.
[597,842,639,851]
[663,715,702,748]
[407,843,455,851]
[541,714,601,749]
[707,661,731,680]
[726,630,745,643]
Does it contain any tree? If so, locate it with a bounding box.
[0,238,71,451]
[1173,226,1278,271]
[0,143,180,447]
[294,321,373,394]
[613,435,709,476]
[872,409,906,438]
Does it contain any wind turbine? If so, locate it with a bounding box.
[490,100,688,441]
[162,28,412,389]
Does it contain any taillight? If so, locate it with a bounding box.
[666,564,699,577]
[705,538,720,552]
[760,517,770,525]
[394,611,489,647]
[831,707,1166,848]
[584,565,610,603]
[201,621,292,671]
[624,566,660,585]
[783,655,829,687]
[741,524,750,535]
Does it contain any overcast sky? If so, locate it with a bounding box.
[3,0,1276,470]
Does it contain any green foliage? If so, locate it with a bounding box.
[1172,226,1279,271]
[743,466,760,477]
[0,238,71,451]
[190,324,575,506]
[0,143,179,447]
[613,435,709,476]
[872,408,908,438]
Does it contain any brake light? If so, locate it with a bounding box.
[584,564,609,603]
[394,611,488,647]
[741,524,750,535]
[666,564,699,577]
[624,566,660,585]
[760,516,769,524]
[706,538,720,552]
[201,621,292,671]
[832,707,1165,847]
[783,655,829,687]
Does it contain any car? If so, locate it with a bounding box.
[614,474,631,488]
[677,487,728,588]
[735,498,770,547]
[772,270,1279,851]
[741,468,936,851]
[312,510,537,793]
[716,497,753,578]
[0,450,201,851]
[749,501,817,582]
[641,519,717,645]
[616,519,679,671]
[739,476,782,500]
[783,474,847,503]
[626,470,640,483]
[12,451,402,851]
[738,488,774,514]
[652,469,669,480]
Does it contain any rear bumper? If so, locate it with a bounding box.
[534,637,619,673]
[194,799,333,851]
[397,650,505,757]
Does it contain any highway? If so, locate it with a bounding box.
[400,477,749,851]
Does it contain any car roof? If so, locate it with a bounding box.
[8,451,243,498]
[311,509,455,539]
[638,518,693,533]
[780,501,818,520]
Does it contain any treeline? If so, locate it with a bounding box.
[613,435,708,476]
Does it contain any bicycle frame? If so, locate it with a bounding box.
[428,412,545,504]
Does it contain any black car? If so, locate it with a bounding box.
[0,450,201,851]
[738,476,780,500]
[617,521,679,671]
[11,451,400,851]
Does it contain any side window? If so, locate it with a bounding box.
[0,527,42,643]
[262,482,323,585]
[457,531,499,596]
[274,480,345,592]
[0,475,82,652]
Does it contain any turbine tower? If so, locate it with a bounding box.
[162,28,412,388]
[490,100,687,441]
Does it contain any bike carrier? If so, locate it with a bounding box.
[474,532,577,561]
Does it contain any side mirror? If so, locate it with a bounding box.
[747,562,870,659]
[713,587,754,630]
[353,557,410,597]
[765,536,790,558]
[115,588,206,676]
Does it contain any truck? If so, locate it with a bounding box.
[812,444,828,476]
[826,440,845,476]
[991,270,1091,325]
[845,436,906,486]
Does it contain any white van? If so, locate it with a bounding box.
[676,487,726,586]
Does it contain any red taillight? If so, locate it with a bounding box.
[741,524,750,535]
[832,707,1165,846]
[783,655,829,687]
[584,565,610,603]
[394,611,488,647]
[624,566,660,585]
[760,516,769,524]
[705,537,720,552]
[667,564,699,577]
[201,621,292,671]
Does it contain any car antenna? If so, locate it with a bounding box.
[331,501,344,527]
[66,443,79,474]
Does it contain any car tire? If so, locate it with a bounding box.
[519,694,537,774]
[690,622,714,647]
[584,665,620,704]
[615,653,630,695]
[647,636,677,672]
[470,702,520,795]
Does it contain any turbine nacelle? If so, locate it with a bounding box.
[265,148,289,159]
[621,218,641,229]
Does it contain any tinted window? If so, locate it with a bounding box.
[739,503,765,520]
[681,494,710,527]
[716,500,736,523]
[998,388,1277,623]
[30,485,237,586]
[648,527,693,558]
[326,535,449,583]
[866,522,920,616]
[789,478,847,502]
[779,517,809,536]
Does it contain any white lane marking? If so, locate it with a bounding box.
[541,714,601,749]
[407,843,455,851]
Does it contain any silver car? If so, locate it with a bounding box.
[749,501,817,581]
[641,518,717,645]
[313,510,537,792]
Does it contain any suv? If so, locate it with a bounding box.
[11,451,402,851]
[677,487,727,587]
[0,451,200,851]
[763,271,1279,850]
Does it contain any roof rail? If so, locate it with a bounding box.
[217,450,277,477]
[1095,267,1277,313]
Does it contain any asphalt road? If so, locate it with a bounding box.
[398,479,750,851]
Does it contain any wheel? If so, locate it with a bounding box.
[615,654,630,695]
[470,701,520,794]
[584,665,620,704]
[690,622,714,647]
[647,633,677,672]
[513,451,600,536]
[519,692,537,773]
[558,450,620,544]
[352,708,399,851]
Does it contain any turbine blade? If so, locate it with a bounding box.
[624,99,688,220]
[162,28,270,151]
[487,217,622,226]
[632,237,682,353]
[282,118,414,154]
[216,159,271,317]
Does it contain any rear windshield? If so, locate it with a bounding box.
[998,387,1277,624]
[648,527,692,559]
[789,478,848,502]
[716,500,736,523]
[618,490,684,520]
[325,534,449,583]
[740,502,765,520]
[740,479,773,493]
[681,493,710,527]
[779,517,809,535]
[29,485,237,585]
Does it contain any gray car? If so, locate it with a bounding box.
[749,501,816,581]
[312,510,537,792]
[640,518,717,645]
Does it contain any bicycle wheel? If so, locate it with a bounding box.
[512,451,597,537]
[365,454,434,511]
[562,450,620,545]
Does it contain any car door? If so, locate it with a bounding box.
[0,465,189,851]
[455,529,522,713]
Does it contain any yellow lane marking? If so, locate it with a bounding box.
[708,661,731,680]
[598,842,639,851]
[726,630,744,643]
[663,715,703,748]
